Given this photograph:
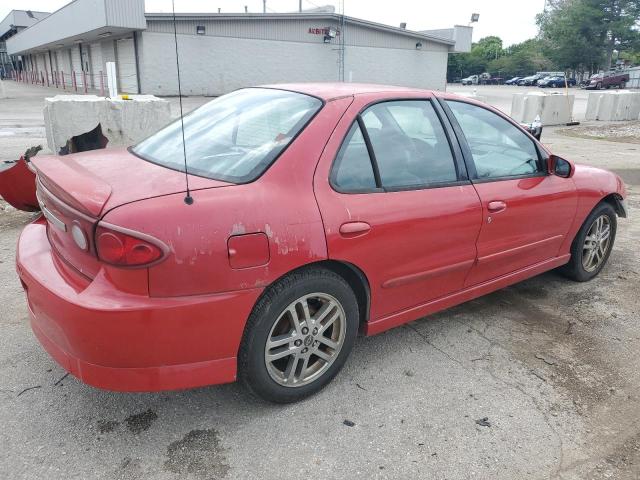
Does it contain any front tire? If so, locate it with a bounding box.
[561,202,617,282]
[238,268,359,403]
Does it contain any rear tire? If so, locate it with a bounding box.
[238,267,359,403]
[560,202,617,282]
[620,81,626,89]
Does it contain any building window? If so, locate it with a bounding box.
[196,25,205,35]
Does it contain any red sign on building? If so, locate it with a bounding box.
[308,27,340,36]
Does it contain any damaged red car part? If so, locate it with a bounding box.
[0,147,40,211]
[16,84,627,403]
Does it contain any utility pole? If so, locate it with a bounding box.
[299,0,302,12]
[263,0,266,13]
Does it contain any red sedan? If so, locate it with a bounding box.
[16,83,627,403]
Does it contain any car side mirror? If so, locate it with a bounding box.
[550,155,573,178]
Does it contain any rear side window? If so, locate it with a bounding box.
[331,123,377,192]
[331,100,458,193]
[362,101,458,189]
[132,88,322,183]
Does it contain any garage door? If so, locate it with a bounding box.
[116,37,138,94]
[44,51,56,83]
[89,43,103,89]
[58,49,71,88]
[35,54,47,81]
[70,45,83,88]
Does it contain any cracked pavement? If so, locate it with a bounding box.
[1,83,639,479]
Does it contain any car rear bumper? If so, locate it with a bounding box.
[16,219,262,392]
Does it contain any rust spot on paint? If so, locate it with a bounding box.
[230,223,246,235]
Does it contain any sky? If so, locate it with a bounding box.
[0,0,545,47]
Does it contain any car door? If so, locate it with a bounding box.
[313,93,483,322]
[440,98,578,286]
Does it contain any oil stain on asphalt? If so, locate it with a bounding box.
[97,420,120,434]
[125,409,158,435]
[164,429,230,479]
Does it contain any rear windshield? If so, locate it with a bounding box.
[132,88,322,183]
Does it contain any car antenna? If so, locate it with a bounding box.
[172,0,193,205]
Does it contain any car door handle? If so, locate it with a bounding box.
[487,200,507,213]
[339,222,371,237]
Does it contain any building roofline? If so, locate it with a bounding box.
[144,12,456,46]
[3,2,79,43]
[0,9,50,40]
[1,9,51,37]
[0,9,51,20]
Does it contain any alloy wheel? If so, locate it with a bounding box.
[582,214,611,272]
[264,293,346,387]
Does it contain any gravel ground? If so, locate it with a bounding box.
[557,121,640,144]
[1,82,640,480]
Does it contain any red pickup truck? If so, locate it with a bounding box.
[586,71,630,89]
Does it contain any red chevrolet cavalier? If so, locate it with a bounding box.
[16,84,627,403]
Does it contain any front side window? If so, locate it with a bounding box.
[133,88,322,183]
[446,100,542,179]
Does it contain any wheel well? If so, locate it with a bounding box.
[602,193,626,218]
[260,260,371,332]
[309,260,371,332]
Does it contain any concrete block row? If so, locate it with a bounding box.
[510,92,575,126]
[585,90,640,121]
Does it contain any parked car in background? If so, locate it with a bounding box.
[461,75,479,85]
[518,74,545,86]
[538,76,576,88]
[505,77,522,85]
[480,76,505,85]
[586,71,630,89]
[17,83,628,403]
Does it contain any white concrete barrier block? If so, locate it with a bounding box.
[44,95,171,154]
[540,93,574,125]
[510,91,574,126]
[584,90,640,121]
[511,93,525,122]
[585,92,605,120]
[631,94,640,120]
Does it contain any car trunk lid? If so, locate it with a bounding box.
[31,148,231,278]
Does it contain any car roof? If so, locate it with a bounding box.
[258,82,434,101]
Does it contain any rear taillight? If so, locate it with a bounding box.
[95,224,166,267]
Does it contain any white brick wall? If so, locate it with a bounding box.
[343,45,447,91]
[138,31,448,96]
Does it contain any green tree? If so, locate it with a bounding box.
[493,39,556,76]
[619,49,640,64]
[472,36,504,61]
[597,0,640,68]
[447,36,505,81]
[447,37,556,81]
[538,0,640,71]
